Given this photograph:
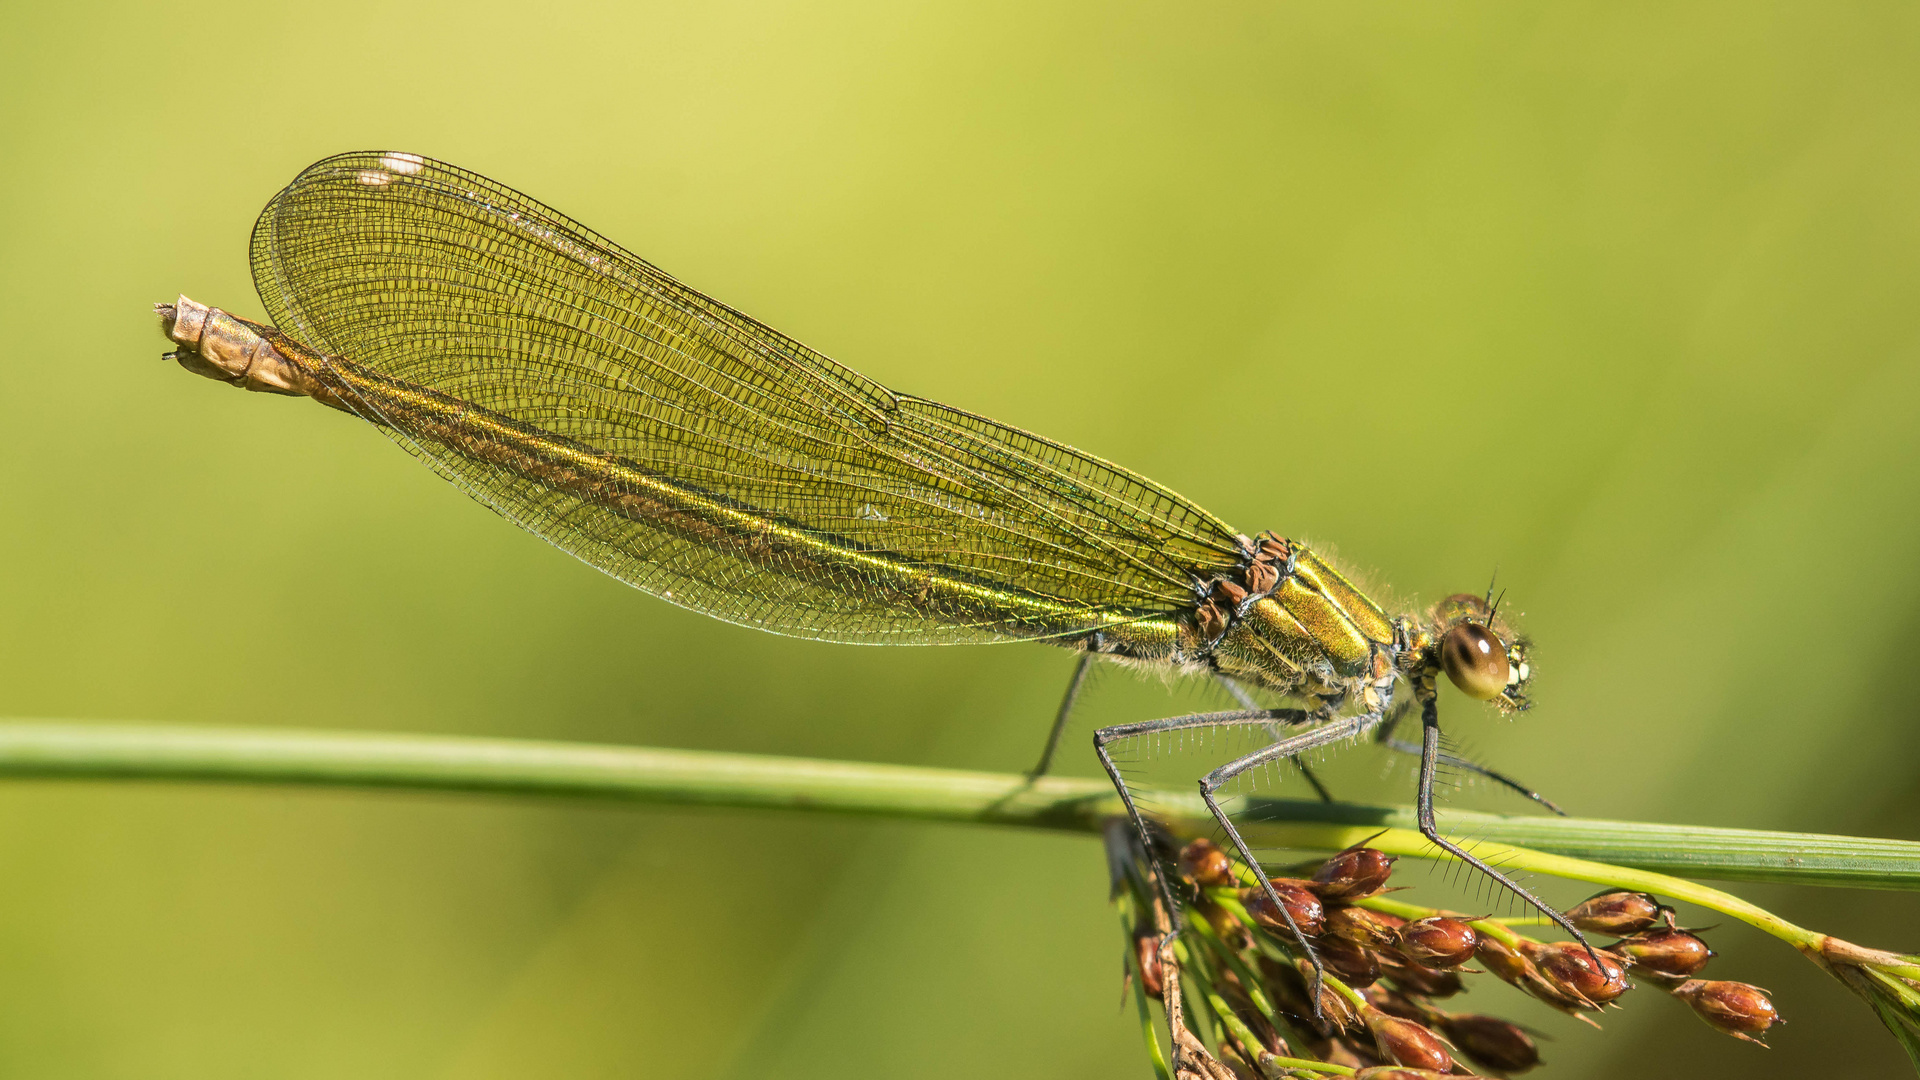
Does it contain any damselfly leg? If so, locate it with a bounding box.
[1217,675,1336,804]
[1195,710,1389,1009]
[1026,653,1337,805]
[1028,653,1095,778]
[1410,691,1594,953]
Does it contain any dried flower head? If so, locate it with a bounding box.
[1379,954,1465,999]
[1310,844,1397,901]
[1178,838,1237,889]
[1566,890,1669,936]
[1133,932,1166,997]
[1525,940,1632,1007]
[1238,880,1326,940]
[1103,829,1788,1076]
[1438,1013,1541,1074]
[1365,1012,1453,1072]
[1612,928,1714,978]
[1671,979,1782,1044]
[1394,916,1479,969]
[1317,933,1384,987]
[1325,904,1404,948]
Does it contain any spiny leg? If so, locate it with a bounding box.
[1196,711,1385,1013]
[1216,674,1336,803]
[1413,693,1595,954]
[1375,704,1566,815]
[1092,707,1313,940]
[1029,652,1095,778]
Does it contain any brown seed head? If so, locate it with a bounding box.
[1311,846,1397,901]
[1379,955,1465,998]
[1256,955,1314,1026]
[1528,941,1631,1006]
[1179,839,1238,889]
[1134,933,1166,998]
[1394,917,1479,969]
[1258,955,1360,1033]
[1304,961,1365,1032]
[1238,1012,1290,1058]
[1366,1012,1453,1072]
[1611,928,1714,978]
[1317,934,1383,987]
[1672,979,1782,1044]
[1439,1013,1541,1073]
[1566,890,1667,936]
[1239,880,1326,940]
[1363,987,1433,1023]
[1474,935,1534,984]
[1325,905,1404,948]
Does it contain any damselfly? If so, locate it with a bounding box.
[156,151,1584,982]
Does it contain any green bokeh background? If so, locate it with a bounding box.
[2,1,1917,1076]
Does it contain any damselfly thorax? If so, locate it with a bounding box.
[156,151,1574,996]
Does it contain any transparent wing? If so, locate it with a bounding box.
[250,151,1248,644]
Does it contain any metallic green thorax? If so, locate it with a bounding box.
[159,296,1402,707]
[1209,551,1398,696]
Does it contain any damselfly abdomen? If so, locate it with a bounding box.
[157,150,1580,980]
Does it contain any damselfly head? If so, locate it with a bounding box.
[1431,593,1531,712]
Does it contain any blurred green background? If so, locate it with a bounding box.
[1,0,1917,1075]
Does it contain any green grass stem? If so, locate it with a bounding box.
[0,720,1913,893]
[10,718,1920,1065]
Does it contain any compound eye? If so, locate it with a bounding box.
[1441,622,1511,700]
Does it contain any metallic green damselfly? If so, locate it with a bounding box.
[157,151,1580,984]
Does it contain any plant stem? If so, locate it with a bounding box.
[0,720,1915,895]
